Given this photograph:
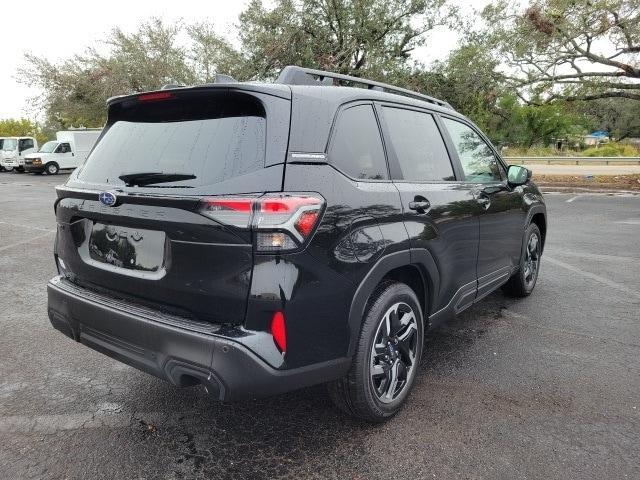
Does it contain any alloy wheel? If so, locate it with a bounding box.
[369,302,419,404]
[523,232,540,288]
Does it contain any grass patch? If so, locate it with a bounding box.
[533,173,640,191]
[504,143,640,158]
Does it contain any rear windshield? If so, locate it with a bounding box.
[77,92,266,188]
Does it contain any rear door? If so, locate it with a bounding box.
[440,117,526,299]
[55,87,290,325]
[377,104,480,315]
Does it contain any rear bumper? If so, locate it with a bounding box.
[47,276,349,401]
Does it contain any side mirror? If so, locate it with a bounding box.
[507,165,532,187]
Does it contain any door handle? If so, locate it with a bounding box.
[408,198,430,212]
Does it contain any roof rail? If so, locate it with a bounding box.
[276,66,452,109]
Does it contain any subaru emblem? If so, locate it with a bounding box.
[99,191,117,207]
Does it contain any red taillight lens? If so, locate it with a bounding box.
[138,92,175,102]
[271,311,287,353]
[199,194,324,251]
[199,197,256,228]
[260,197,319,213]
[295,210,320,237]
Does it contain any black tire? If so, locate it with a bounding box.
[502,223,542,297]
[328,281,424,422]
[15,166,25,173]
[45,162,60,175]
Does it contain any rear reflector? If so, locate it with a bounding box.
[199,194,324,251]
[271,311,287,353]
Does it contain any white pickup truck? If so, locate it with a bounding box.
[0,137,38,172]
[24,130,101,175]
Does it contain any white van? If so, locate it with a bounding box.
[24,129,101,175]
[0,138,5,171]
[0,137,38,172]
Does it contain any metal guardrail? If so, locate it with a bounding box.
[505,156,640,165]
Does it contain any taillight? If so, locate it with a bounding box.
[199,197,255,228]
[198,194,324,252]
[270,311,287,353]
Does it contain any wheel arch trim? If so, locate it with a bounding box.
[525,204,547,253]
[346,250,440,356]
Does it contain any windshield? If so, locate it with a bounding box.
[39,141,59,153]
[2,139,17,151]
[77,92,266,188]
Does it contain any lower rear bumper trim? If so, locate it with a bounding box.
[47,276,350,401]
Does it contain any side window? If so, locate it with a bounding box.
[56,143,71,153]
[19,139,34,151]
[382,107,455,181]
[442,118,503,183]
[329,104,388,180]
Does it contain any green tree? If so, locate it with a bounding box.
[186,22,245,82]
[417,41,588,147]
[496,96,586,147]
[574,98,640,140]
[18,3,460,127]
[482,0,640,102]
[415,42,504,133]
[19,18,193,128]
[236,0,457,80]
[0,118,49,145]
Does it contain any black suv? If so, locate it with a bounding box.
[48,66,546,422]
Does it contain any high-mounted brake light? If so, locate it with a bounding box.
[271,311,287,353]
[138,92,175,102]
[198,194,324,252]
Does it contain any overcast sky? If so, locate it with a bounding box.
[0,0,488,120]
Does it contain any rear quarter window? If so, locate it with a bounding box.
[328,104,388,180]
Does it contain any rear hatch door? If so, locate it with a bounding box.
[55,86,290,324]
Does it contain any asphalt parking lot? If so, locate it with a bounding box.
[1,173,638,480]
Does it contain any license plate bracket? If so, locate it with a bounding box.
[86,222,167,276]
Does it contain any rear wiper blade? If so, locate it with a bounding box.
[118,172,196,187]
